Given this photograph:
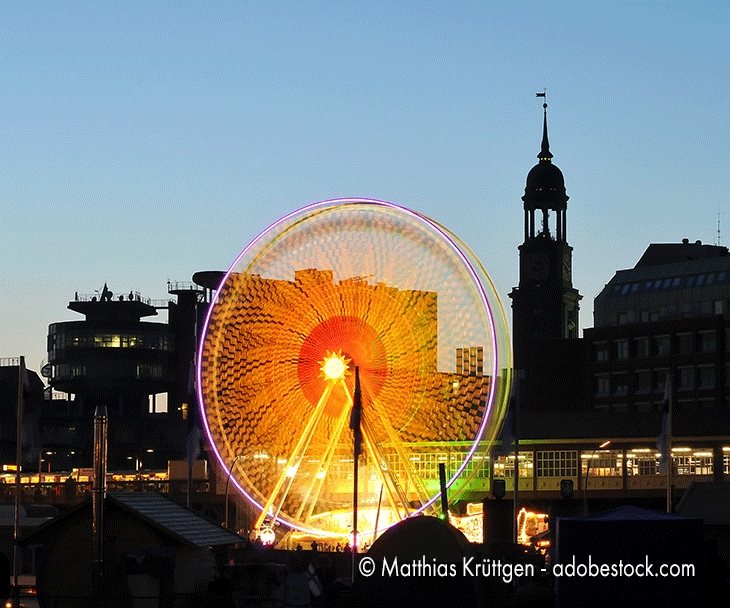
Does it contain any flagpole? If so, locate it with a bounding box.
[513,375,519,544]
[351,366,362,582]
[13,356,25,605]
[667,375,673,514]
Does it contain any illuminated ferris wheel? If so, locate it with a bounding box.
[197,199,510,538]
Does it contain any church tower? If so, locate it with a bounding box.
[509,103,581,371]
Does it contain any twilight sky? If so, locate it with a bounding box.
[2,1,728,375]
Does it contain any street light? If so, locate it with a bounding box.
[583,440,610,515]
[225,454,244,530]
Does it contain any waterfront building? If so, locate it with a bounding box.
[43,283,209,470]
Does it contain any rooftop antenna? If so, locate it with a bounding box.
[718,207,725,247]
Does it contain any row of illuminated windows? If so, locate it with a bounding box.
[48,331,173,352]
[353,449,728,481]
[596,365,725,397]
[595,330,721,362]
[535,451,578,478]
[52,363,164,380]
[609,271,730,298]
[387,452,490,480]
[496,450,718,478]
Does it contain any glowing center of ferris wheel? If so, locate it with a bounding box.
[320,351,350,381]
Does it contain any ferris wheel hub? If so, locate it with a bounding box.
[320,350,350,381]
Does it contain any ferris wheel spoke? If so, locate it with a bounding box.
[359,419,409,521]
[340,379,410,521]
[365,397,435,512]
[254,381,334,530]
[296,388,352,522]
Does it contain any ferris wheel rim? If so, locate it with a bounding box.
[196,198,508,536]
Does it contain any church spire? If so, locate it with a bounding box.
[539,103,553,161]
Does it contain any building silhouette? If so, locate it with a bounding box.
[42,283,210,470]
[508,109,730,511]
[509,102,581,372]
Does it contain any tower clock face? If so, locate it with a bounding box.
[526,253,549,279]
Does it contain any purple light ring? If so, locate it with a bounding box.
[196,198,507,533]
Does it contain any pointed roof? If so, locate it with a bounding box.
[523,103,568,211]
[538,103,553,161]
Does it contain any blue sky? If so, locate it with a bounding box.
[2,1,728,373]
